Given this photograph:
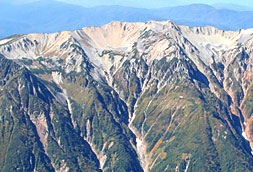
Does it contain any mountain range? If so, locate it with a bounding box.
[0,20,252,171]
[1,1,253,38]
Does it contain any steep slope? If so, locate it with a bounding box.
[0,20,253,171]
[0,52,143,171]
[0,54,102,171]
[0,43,143,171]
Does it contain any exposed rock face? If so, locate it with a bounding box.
[0,20,253,172]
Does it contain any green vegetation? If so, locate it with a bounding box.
[63,73,143,171]
[0,39,253,172]
[241,84,253,119]
[19,58,33,66]
[0,56,101,171]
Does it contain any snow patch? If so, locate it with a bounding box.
[136,137,146,168]
[184,156,191,172]
[55,92,68,106]
[54,89,72,115]
[62,89,72,114]
[128,104,147,171]
[52,72,63,85]
[100,155,107,169]
[242,131,253,155]
[90,68,103,83]
[242,131,248,140]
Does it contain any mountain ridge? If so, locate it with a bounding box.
[1,1,253,38]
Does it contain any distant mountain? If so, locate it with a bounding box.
[151,4,253,30]
[0,20,253,171]
[0,1,154,38]
[58,0,185,8]
[213,3,253,11]
[0,1,253,38]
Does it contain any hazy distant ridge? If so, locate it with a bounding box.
[0,1,253,38]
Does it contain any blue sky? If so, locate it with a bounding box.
[1,0,253,8]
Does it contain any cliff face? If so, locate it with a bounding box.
[0,20,253,172]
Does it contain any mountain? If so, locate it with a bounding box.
[0,1,155,38]
[151,4,253,30]
[213,3,253,11]
[58,0,185,8]
[1,1,253,38]
[0,20,252,171]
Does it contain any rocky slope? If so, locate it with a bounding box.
[0,20,253,172]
